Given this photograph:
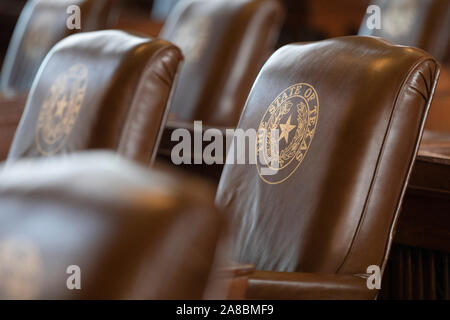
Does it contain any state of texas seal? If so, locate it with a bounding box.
[256,83,319,184]
[36,64,88,156]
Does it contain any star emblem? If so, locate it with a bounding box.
[279,114,296,144]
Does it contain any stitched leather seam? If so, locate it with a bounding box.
[410,85,428,102]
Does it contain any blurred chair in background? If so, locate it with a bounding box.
[0,0,122,162]
[7,30,182,164]
[359,0,450,64]
[216,36,440,299]
[360,0,450,135]
[0,152,227,299]
[0,0,120,98]
[159,0,284,127]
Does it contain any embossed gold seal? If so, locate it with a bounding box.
[36,64,88,156]
[256,83,319,184]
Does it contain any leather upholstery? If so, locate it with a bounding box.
[1,0,119,97]
[216,36,440,298]
[8,30,182,165]
[159,0,284,127]
[359,0,450,62]
[0,152,224,299]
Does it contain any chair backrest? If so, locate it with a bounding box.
[159,0,284,127]
[359,0,450,62]
[8,30,182,165]
[152,0,181,21]
[216,36,440,276]
[1,0,118,96]
[0,152,224,299]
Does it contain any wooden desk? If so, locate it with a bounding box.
[393,132,450,251]
[425,67,450,133]
[381,133,450,300]
[396,152,450,253]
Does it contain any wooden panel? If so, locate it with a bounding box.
[380,245,450,300]
[425,68,450,133]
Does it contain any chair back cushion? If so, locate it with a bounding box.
[160,0,284,126]
[216,36,440,275]
[1,0,118,95]
[8,30,182,165]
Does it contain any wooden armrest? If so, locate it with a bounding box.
[220,263,255,278]
[246,271,377,300]
[206,263,255,300]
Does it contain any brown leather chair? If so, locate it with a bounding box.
[216,36,441,299]
[359,0,450,63]
[0,0,119,97]
[159,0,284,127]
[0,152,225,299]
[7,30,182,165]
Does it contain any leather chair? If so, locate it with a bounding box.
[215,36,441,299]
[0,0,119,97]
[159,0,284,127]
[359,0,450,63]
[7,30,182,165]
[0,152,224,299]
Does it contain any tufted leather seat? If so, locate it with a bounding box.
[8,30,182,165]
[159,0,284,127]
[216,36,441,299]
